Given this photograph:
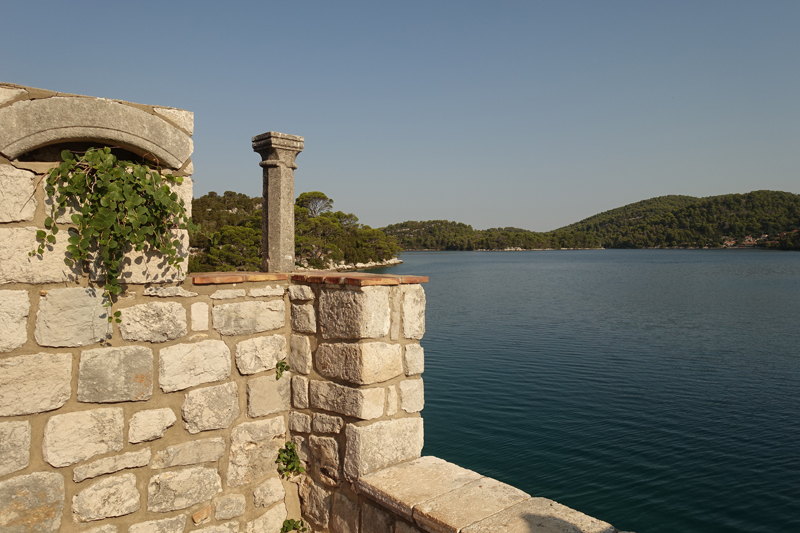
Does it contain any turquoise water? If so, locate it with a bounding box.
[372,250,800,533]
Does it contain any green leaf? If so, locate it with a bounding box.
[36,230,46,240]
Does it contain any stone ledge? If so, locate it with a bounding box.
[293,271,429,286]
[190,272,289,285]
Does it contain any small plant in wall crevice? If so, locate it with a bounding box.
[276,361,290,379]
[276,441,305,478]
[280,519,307,532]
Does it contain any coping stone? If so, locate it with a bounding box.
[460,497,616,533]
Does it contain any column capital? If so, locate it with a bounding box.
[252,131,304,169]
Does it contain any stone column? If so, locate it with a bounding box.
[252,132,304,272]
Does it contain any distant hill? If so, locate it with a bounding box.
[382,190,800,250]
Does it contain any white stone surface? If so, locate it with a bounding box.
[0,227,82,284]
[316,342,403,385]
[343,418,424,480]
[399,379,424,413]
[147,466,222,512]
[214,494,246,520]
[128,408,176,443]
[248,286,284,297]
[292,375,309,409]
[73,449,151,483]
[291,303,316,333]
[248,374,291,418]
[211,289,246,300]
[78,345,153,403]
[0,86,26,105]
[0,165,36,222]
[151,437,226,468]
[309,381,384,420]
[289,334,312,374]
[85,525,118,533]
[288,285,314,301]
[402,285,426,339]
[235,334,287,375]
[319,286,390,339]
[227,417,286,487]
[153,107,194,135]
[35,287,109,346]
[0,421,30,476]
[253,476,285,507]
[119,302,187,343]
[143,286,197,297]
[212,300,285,335]
[245,504,286,533]
[0,290,29,353]
[72,473,140,522]
[191,302,209,331]
[312,413,344,434]
[182,382,240,434]
[0,352,72,416]
[90,230,189,284]
[196,522,238,533]
[387,386,399,416]
[404,343,424,375]
[159,340,231,392]
[128,515,186,533]
[42,408,124,468]
[0,471,64,533]
[289,411,312,433]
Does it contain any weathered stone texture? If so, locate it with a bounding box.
[151,437,226,469]
[42,408,124,468]
[119,302,187,343]
[227,417,286,487]
[288,285,314,301]
[0,421,30,476]
[0,166,35,222]
[460,497,615,533]
[212,300,285,336]
[361,501,394,533]
[289,411,311,433]
[128,515,186,533]
[316,342,403,385]
[309,381,384,420]
[331,492,360,533]
[85,525,118,533]
[73,449,151,483]
[291,303,316,333]
[147,466,222,512]
[401,285,426,339]
[193,505,211,525]
[87,230,189,285]
[343,418,424,481]
[248,286,284,297]
[248,375,291,418]
[253,476,285,508]
[0,352,71,416]
[182,382,240,434]
[289,334,312,374]
[399,379,424,413]
[144,286,198,298]
[312,413,344,434]
[395,521,424,533]
[72,473,140,522]
[0,227,81,284]
[387,386,399,416]
[310,435,341,486]
[245,503,286,533]
[299,476,331,529]
[159,340,230,392]
[319,287,390,339]
[214,493,246,520]
[404,344,424,375]
[236,335,286,375]
[292,375,309,409]
[191,302,209,331]
[292,435,309,463]
[78,346,153,403]
[196,522,238,533]
[0,472,65,533]
[129,408,176,443]
[0,290,29,353]
[0,86,26,105]
[153,107,194,135]
[211,289,246,300]
[35,287,109,346]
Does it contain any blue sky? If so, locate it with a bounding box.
[3,1,798,231]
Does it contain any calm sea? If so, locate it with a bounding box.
[371,250,800,533]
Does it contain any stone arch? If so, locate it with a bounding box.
[0,96,192,169]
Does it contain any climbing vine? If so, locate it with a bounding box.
[32,147,192,321]
[280,519,307,532]
[276,441,305,478]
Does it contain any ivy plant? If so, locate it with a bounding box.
[276,361,290,379]
[280,519,307,532]
[276,441,305,478]
[32,148,192,321]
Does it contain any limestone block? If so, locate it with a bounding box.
[312,413,344,434]
[159,340,231,392]
[319,287,390,339]
[211,289,246,300]
[90,230,190,285]
[289,411,311,433]
[292,435,309,463]
[43,192,80,224]
[291,303,316,334]
[361,501,394,533]
[387,386,399,416]
[214,493,246,520]
[182,382,240,434]
[153,107,195,135]
[460,497,615,533]
[73,449,151,483]
[0,290,29,353]
[399,379,424,413]
[0,472,65,533]
[248,375,290,418]
[330,492,359,533]
[316,342,403,385]
[0,227,81,284]
[35,287,109,347]
[212,300,285,336]
[288,335,312,374]
[355,456,481,522]
[245,504,286,533]
[309,435,341,486]
[143,286,198,297]
[404,344,424,375]
[288,285,314,301]
[128,515,186,533]
[308,381,384,420]
[78,345,153,403]
[236,334,287,375]
[343,418,423,481]
[151,437,226,469]
[395,521,424,533]
[86,525,118,533]
[298,476,331,529]
[196,522,239,533]
[0,352,71,416]
[253,476,284,508]
[414,477,529,533]
[191,302,209,331]
[193,505,211,525]
[42,408,124,468]
[119,302,187,343]
[292,375,309,409]
[72,473,140,522]
[401,285,425,340]
[0,421,30,476]
[129,408,176,443]
[0,166,36,222]
[227,417,286,487]
[147,466,222,512]
[248,286,284,297]
[0,86,26,105]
